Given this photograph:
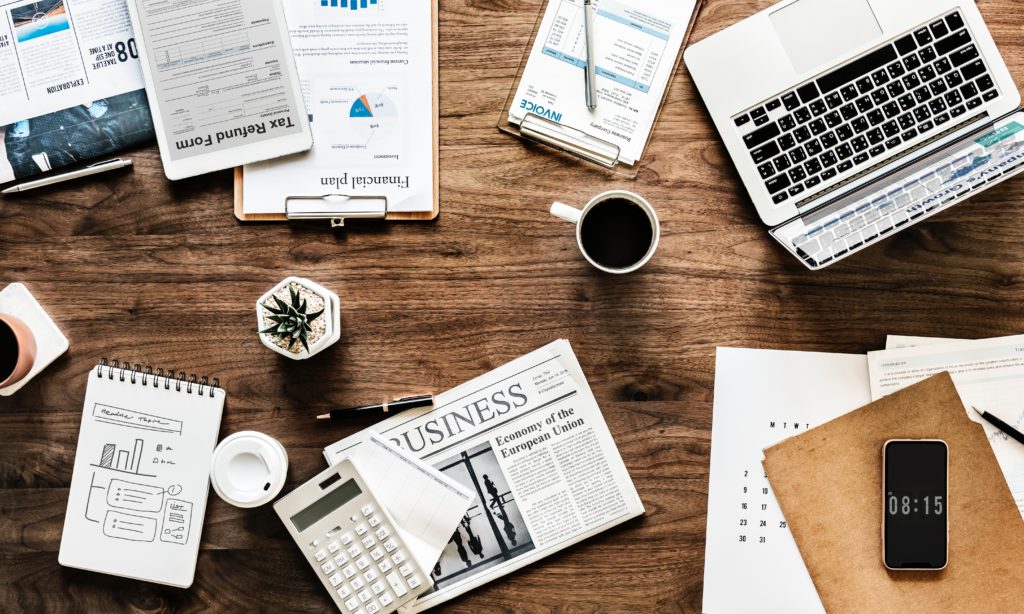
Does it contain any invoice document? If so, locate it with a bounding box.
[868,335,1024,519]
[241,0,435,214]
[703,348,871,613]
[508,0,697,165]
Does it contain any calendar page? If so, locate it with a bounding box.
[703,348,871,613]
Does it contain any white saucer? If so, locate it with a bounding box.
[0,283,69,396]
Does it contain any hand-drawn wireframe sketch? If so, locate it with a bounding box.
[103,510,158,542]
[91,404,183,435]
[91,438,157,478]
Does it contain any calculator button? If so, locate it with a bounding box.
[328,540,341,553]
[358,589,372,603]
[344,597,359,611]
[371,580,386,595]
[351,576,365,590]
[375,527,389,540]
[350,514,359,523]
[378,592,394,607]
[340,533,354,545]
[366,603,380,614]
[377,559,392,573]
[355,524,368,536]
[407,574,421,589]
[329,573,344,587]
[390,551,405,564]
[356,556,370,570]
[314,549,328,562]
[382,539,397,553]
[347,545,361,558]
[337,585,352,599]
[361,504,374,516]
[370,547,385,561]
[363,569,378,583]
[334,553,348,566]
[321,561,336,575]
[361,535,375,548]
[398,562,413,576]
[342,565,357,579]
[386,571,408,597]
[368,515,381,528]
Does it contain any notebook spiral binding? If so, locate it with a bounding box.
[95,359,220,397]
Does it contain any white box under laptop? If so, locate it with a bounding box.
[686,0,1024,269]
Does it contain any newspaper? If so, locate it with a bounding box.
[324,339,644,612]
[0,0,152,182]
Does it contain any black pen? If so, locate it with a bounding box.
[317,394,434,421]
[973,406,1024,447]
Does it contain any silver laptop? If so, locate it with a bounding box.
[684,0,1024,269]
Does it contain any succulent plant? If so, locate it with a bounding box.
[259,284,324,353]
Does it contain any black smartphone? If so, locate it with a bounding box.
[882,439,948,570]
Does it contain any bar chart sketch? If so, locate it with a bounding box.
[91,438,156,478]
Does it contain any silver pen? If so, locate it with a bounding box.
[583,0,598,110]
[2,158,133,194]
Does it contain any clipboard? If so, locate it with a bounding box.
[233,0,440,226]
[763,373,1024,613]
[498,0,704,178]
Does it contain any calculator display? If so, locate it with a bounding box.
[291,479,362,532]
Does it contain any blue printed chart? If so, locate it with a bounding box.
[319,0,379,10]
[315,83,402,155]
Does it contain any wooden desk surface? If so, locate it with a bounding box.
[2,0,1023,611]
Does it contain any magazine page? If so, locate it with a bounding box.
[325,339,644,612]
[0,0,151,182]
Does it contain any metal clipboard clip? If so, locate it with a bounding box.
[285,194,389,228]
[517,113,622,169]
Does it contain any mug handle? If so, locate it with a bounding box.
[550,202,583,224]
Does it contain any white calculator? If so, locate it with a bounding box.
[274,458,429,614]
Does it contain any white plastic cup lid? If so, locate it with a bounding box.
[210,431,288,508]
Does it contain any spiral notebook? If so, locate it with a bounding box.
[58,361,226,588]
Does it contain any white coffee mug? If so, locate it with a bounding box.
[550,190,660,274]
[210,431,288,508]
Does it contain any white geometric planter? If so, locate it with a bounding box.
[256,277,340,360]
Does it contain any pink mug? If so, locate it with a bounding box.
[0,314,37,389]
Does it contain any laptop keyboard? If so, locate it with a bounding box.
[734,11,1000,206]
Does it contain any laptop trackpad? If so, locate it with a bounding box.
[771,0,882,75]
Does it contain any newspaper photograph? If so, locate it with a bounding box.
[325,339,644,612]
[0,0,153,182]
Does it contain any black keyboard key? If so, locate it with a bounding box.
[773,192,789,204]
[810,119,827,135]
[851,136,869,152]
[883,101,900,119]
[810,100,828,116]
[856,76,874,94]
[945,90,963,107]
[821,132,839,148]
[934,112,951,126]
[918,120,934,133]
[804,176,822,189]
[895,34,917,55]
[767,98,782,111]
[914,106,931,122]
[837,143,854,160]
[840,104,858,121]
[797,82,820,103]
[867,128,884,145]
[935,58,952,75]
[854,153,870,165]
[962,60,986,81]
[754,115,769,126]
[852,117,870,133]
[790,147,807,163]
[950,105,966,118]
[904,54,922,72]
[978,75,995,91]
[841,84,859,101]
[872,69,890,86]
[920,65,937,82]
[825,92,843,109]
[883,120,900,137]
[805,159,822,175]
[961,82,979,99]
[794,107,812,123]
[735,115,750,127]
[946,12,965,32]
[887,81,906,98]
[788,185,805,197]
[743,122,781,149]
[930,79,948,96]
[966,97,982,110]
[825,111,842,128]
[818,45,898,93]
[897,93,916,111]
[983,89,999,102]
[805,139,823,156]
[795,126,812,143]
[903,73,921,90]
[766,174,791,194]
[898,113,915,130]
[930,20,949,39]
[773,155,791,172]
[951,45,979,67]
[929,98,947,114]
[901,129,918,141]
[920,47,937,63]
[935,29,971,56]
[789,167,807,183]
[758,162,775,179]
[779,115,797,132]
[751,141,781,164]
[836,124,854,141]
[783,92,800,110]
[888,62,906,79]
[779,133,797,151]
[820,151,838,167]
[868,110,885,126]
[871,89,890,105]
[914,28,933,46]
[838,160,854,173]
[856,96,874,113]
[885,137,902,149]
[913,86,932,104]
[945,71,964,89]
[751,107,767,119]
[869,144,886,157]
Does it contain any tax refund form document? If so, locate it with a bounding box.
[704,348,871,614]
[508,0,696,165]
[241,0,435,214]
[868,335,1024,520]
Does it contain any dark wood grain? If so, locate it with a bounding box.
[2,0,1024,611]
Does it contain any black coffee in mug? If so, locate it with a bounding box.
[0,320,18,382]
[580,198,655,270]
